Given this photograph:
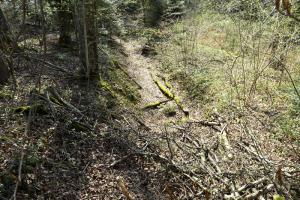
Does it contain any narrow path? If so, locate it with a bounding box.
[120,38,186,130]
[122,40,166,105]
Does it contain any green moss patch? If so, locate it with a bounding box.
[99,67,141,106]
[14,104,48,115]
[0,91,13,99]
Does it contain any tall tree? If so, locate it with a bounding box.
[58,3,73,46]
[0,8,11,84]
[0,7,13,51]
[75,0,99,78]
[57,0,73,46]
[48,0,73,46]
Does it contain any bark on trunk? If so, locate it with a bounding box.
[0,8,11,84]
[0,8,13,51]
[57,3,73,46]
[0,52,9,84]
[75,0,98,79]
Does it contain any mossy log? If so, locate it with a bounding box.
[153,75,189,116]
[174,96,189,116]
[161,76,172,89]
[143,100,170,110]
[153,78,174,99]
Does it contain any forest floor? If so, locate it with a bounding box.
[118,36,300,199]
[1,12,300,200]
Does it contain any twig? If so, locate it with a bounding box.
[10,100,31,200]
[281,64,300,101]
[164,125,174,160]
[11,150,25,200]
[218,124,233,158]
[117,177,134,200]
[276,9,300,23]
[143,100,171,110]
[242,184,274,200]
[237,142,273,165]
[188,120,221,131]
[108,154,133,168]
[207,152,221,174]
[237,177,268,193]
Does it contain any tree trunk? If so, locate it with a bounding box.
[0,8,11,84]
[143,0,164,27]
[39,0,47,54]
[57,1,73,46]
[0,8,13,51]
[75,0,98,79]
[0,52,9,84]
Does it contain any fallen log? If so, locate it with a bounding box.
[47,86,83,117]
[152,74,189,115]
[143,100,170,110]
[153,77,174,99]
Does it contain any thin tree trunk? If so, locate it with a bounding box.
[75,0,98,79]
[85,0,98,77]
[39,0,47,54]
[22,0,26,27]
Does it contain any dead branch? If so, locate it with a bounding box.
[47,86,84,117]
[242,184,274,200]
[188,119,221,131]
[11,150,25,200]
[24,55,71,74]
[117,177,134,200]
[108,154,133,168]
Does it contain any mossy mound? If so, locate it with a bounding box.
[99,67,141,106]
